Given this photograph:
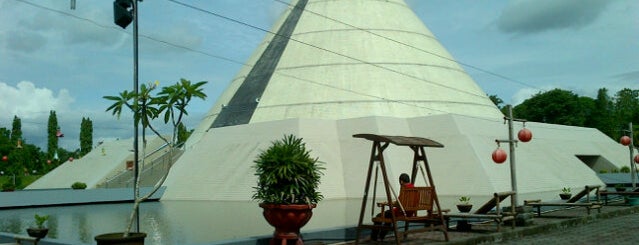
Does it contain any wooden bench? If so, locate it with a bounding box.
[371,186,448,242]
[0,235,39,245]
[599,189,639,205]
[444,191,517,231]
[525,185,602,217]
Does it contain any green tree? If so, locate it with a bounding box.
[589,88,617,138]
[10,116,22,145]
[104,78,207,236]
[614,88,639,124]
[513,89,588,126]
[80,117,93,156]
[0,127,11,174]
[489,94,504,110]
[47,110,59,160]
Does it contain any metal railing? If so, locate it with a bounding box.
[98,142,184,188]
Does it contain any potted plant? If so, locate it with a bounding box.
[95,79,206,244]
[252,134,324,244]
[456,196,473,212]
[26,214,49,239]
[559,187,572,200]
[615,184,626,192]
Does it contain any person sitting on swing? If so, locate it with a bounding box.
[371,173,414,241]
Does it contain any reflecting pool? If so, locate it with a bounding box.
[0,199,362,244]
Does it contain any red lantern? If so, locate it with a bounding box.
[620,136,631,146]
[56,128,64,138]
[69,157,74,162]
[1,156,7,162]
[635,155,639,164]
[518,128,533,142]
[492,148,507,164]
[47,159,52,165]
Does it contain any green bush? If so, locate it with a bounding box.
[620,166,631,173]
[599,169,608,173]
[2,182,15,191]
[71,182,87,189]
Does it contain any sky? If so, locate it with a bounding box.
[0,0,637,151]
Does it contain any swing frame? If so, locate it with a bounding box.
[353,134,449,244]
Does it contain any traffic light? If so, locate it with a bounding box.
[113,0,133,29]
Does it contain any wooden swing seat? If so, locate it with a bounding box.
[372,186,448,240]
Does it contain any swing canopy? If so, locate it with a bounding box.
[353,134,444,148]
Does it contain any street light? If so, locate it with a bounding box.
[113,0,142,233]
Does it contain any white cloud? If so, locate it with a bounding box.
[0,81,74,120]
[497,0,612,34]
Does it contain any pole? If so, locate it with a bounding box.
[507,106,518,206]
[132,0,140,233]
[629,122,636,189]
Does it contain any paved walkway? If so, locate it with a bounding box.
[499,211,639,244]
[335,199,639,245]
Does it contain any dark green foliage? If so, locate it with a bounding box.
[71,182,87,189]
[47,111,58,159]
[589,88,616,137]
[513,89,587,126]
[2,182,15,191]
[80,117,93,156]
[513,87,639,144]
[176,122,191,146]
[252,135,324,204]
[489,94,504,109]
[10,116,22,144]
[104,79,207,146]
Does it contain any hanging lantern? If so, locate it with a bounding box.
[518,128,533,142]
[47,159,52,165]
[56,128,64,138]
[16,139,23,148]
[1,156,7,162]
[492,148,507,164]
[635,155,639,164]
[69,157,74,162]
[620,136,631,146]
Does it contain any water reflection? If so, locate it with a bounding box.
[0,199,362,244]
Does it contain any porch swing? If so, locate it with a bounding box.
[353,134,449,244]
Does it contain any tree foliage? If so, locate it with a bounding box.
[513,89,589,126]
[512,87,639,144]
[47,110,58,159]
[10,116,22,144]
[80,117,93,156]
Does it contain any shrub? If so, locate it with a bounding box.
[620,166,631,173]
[71,182,87,189]
[2,182,15,191]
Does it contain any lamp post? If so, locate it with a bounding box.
[620,122,636,189]
[113,0,141,232]
[493,105,532,206]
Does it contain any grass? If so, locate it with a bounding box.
[1,175,42,190]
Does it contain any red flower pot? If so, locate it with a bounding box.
[259,203,316,244]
